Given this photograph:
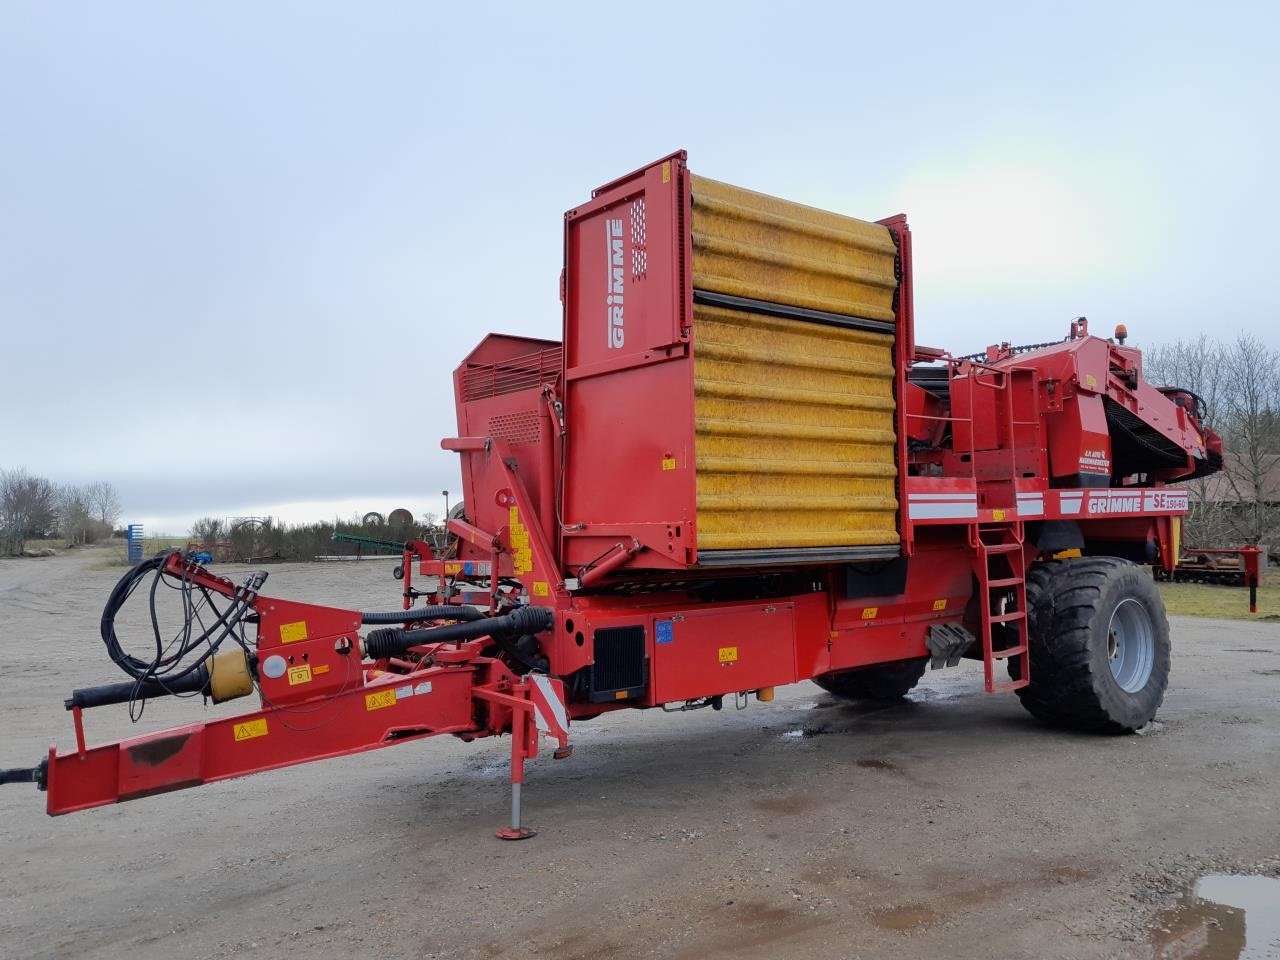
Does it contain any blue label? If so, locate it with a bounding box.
[463,562,474,576]
[655,620,674,644]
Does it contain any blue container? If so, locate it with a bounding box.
[126,524,144,563]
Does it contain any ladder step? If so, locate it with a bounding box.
[991,645,1028,659]
[986,577,1024,588]
[989,678,1029,693]
[979,543,1023,555]
[989,611,1026,624]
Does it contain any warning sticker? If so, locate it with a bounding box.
[508,505,533,575]
[718,646,738,663]
[287,664,312,686]
[661,457,677,471]
[279,621,308,644]
[862,607,878,620]
[233,718,268,742]
[532,581,550,597]
[932,599,947,611]
[365,689,397,711]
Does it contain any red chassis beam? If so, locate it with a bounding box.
[45,665,478,815]
[46,658,569,837]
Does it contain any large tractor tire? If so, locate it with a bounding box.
[813,657,929,701]
[1014,557,1170,733]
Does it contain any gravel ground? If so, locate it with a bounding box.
[1,549,1278,960]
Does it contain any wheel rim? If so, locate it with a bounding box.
[1106,598,1155,693]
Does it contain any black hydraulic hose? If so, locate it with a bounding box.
[364,606,554,660]
[359,605,485,625]
[65,664,212,711]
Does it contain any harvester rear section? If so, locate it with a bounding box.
[4,150,1222,836]
[448,151,1217,726]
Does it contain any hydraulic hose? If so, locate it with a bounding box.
[364,606,554,660]
[359,605,485,625]
[66,664,212,711]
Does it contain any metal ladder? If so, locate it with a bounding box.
[973,523,1029,693]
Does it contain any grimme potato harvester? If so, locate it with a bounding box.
[2,151,1222,838]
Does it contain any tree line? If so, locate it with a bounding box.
[1143,333,1280,548]
[0,469,122,555]
[186,514,444,563]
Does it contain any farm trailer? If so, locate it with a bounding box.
[2,151,1223,838]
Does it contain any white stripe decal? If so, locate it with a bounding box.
[1016,495,1045,512]
[909,503,980,519]
[908,493,980,501]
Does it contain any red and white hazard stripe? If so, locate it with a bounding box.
[528,674,570,740]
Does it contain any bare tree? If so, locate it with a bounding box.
[1216,334,1280,545]
[0,468,58,555]
[85,481,122,528]
[1145,333,1280,548]
[189,517,224,549]
[56,485,95,546]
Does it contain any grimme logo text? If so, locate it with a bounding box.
[605,218,624,349]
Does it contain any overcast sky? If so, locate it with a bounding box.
[2,2,1276,534]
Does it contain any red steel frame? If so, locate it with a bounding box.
[28,151,1219,837]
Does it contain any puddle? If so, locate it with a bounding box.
[1151,875,1280,959]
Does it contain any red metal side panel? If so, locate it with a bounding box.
[453,335,562,568]
[650,602,797,703]
[561,152,696,570]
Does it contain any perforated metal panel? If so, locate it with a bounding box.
[487,411,541,445]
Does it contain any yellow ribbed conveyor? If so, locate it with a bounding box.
[689,175,900,555]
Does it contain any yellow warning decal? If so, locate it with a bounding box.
[992,509,1006,521]
[444,562,463,575]
[365,689,397,711]
[508,505,533,575]
[718,646,738,663]
[532,581,549,597]
[661,457,677,471]
[862,607,878,620]
[313,663,331,675]
[233,718,268,742]
[287,664,312,686]
[932,599,947,612]
[661,160,671,184]
[279,621,308,644]
[1085,373,1098,389]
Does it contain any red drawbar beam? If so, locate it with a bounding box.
[44,670,480,815]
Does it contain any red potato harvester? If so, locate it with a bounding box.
[2,151,1223,839]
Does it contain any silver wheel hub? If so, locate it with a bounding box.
[1106,597,1155,693]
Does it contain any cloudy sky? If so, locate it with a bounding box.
[2,2,1276,534]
